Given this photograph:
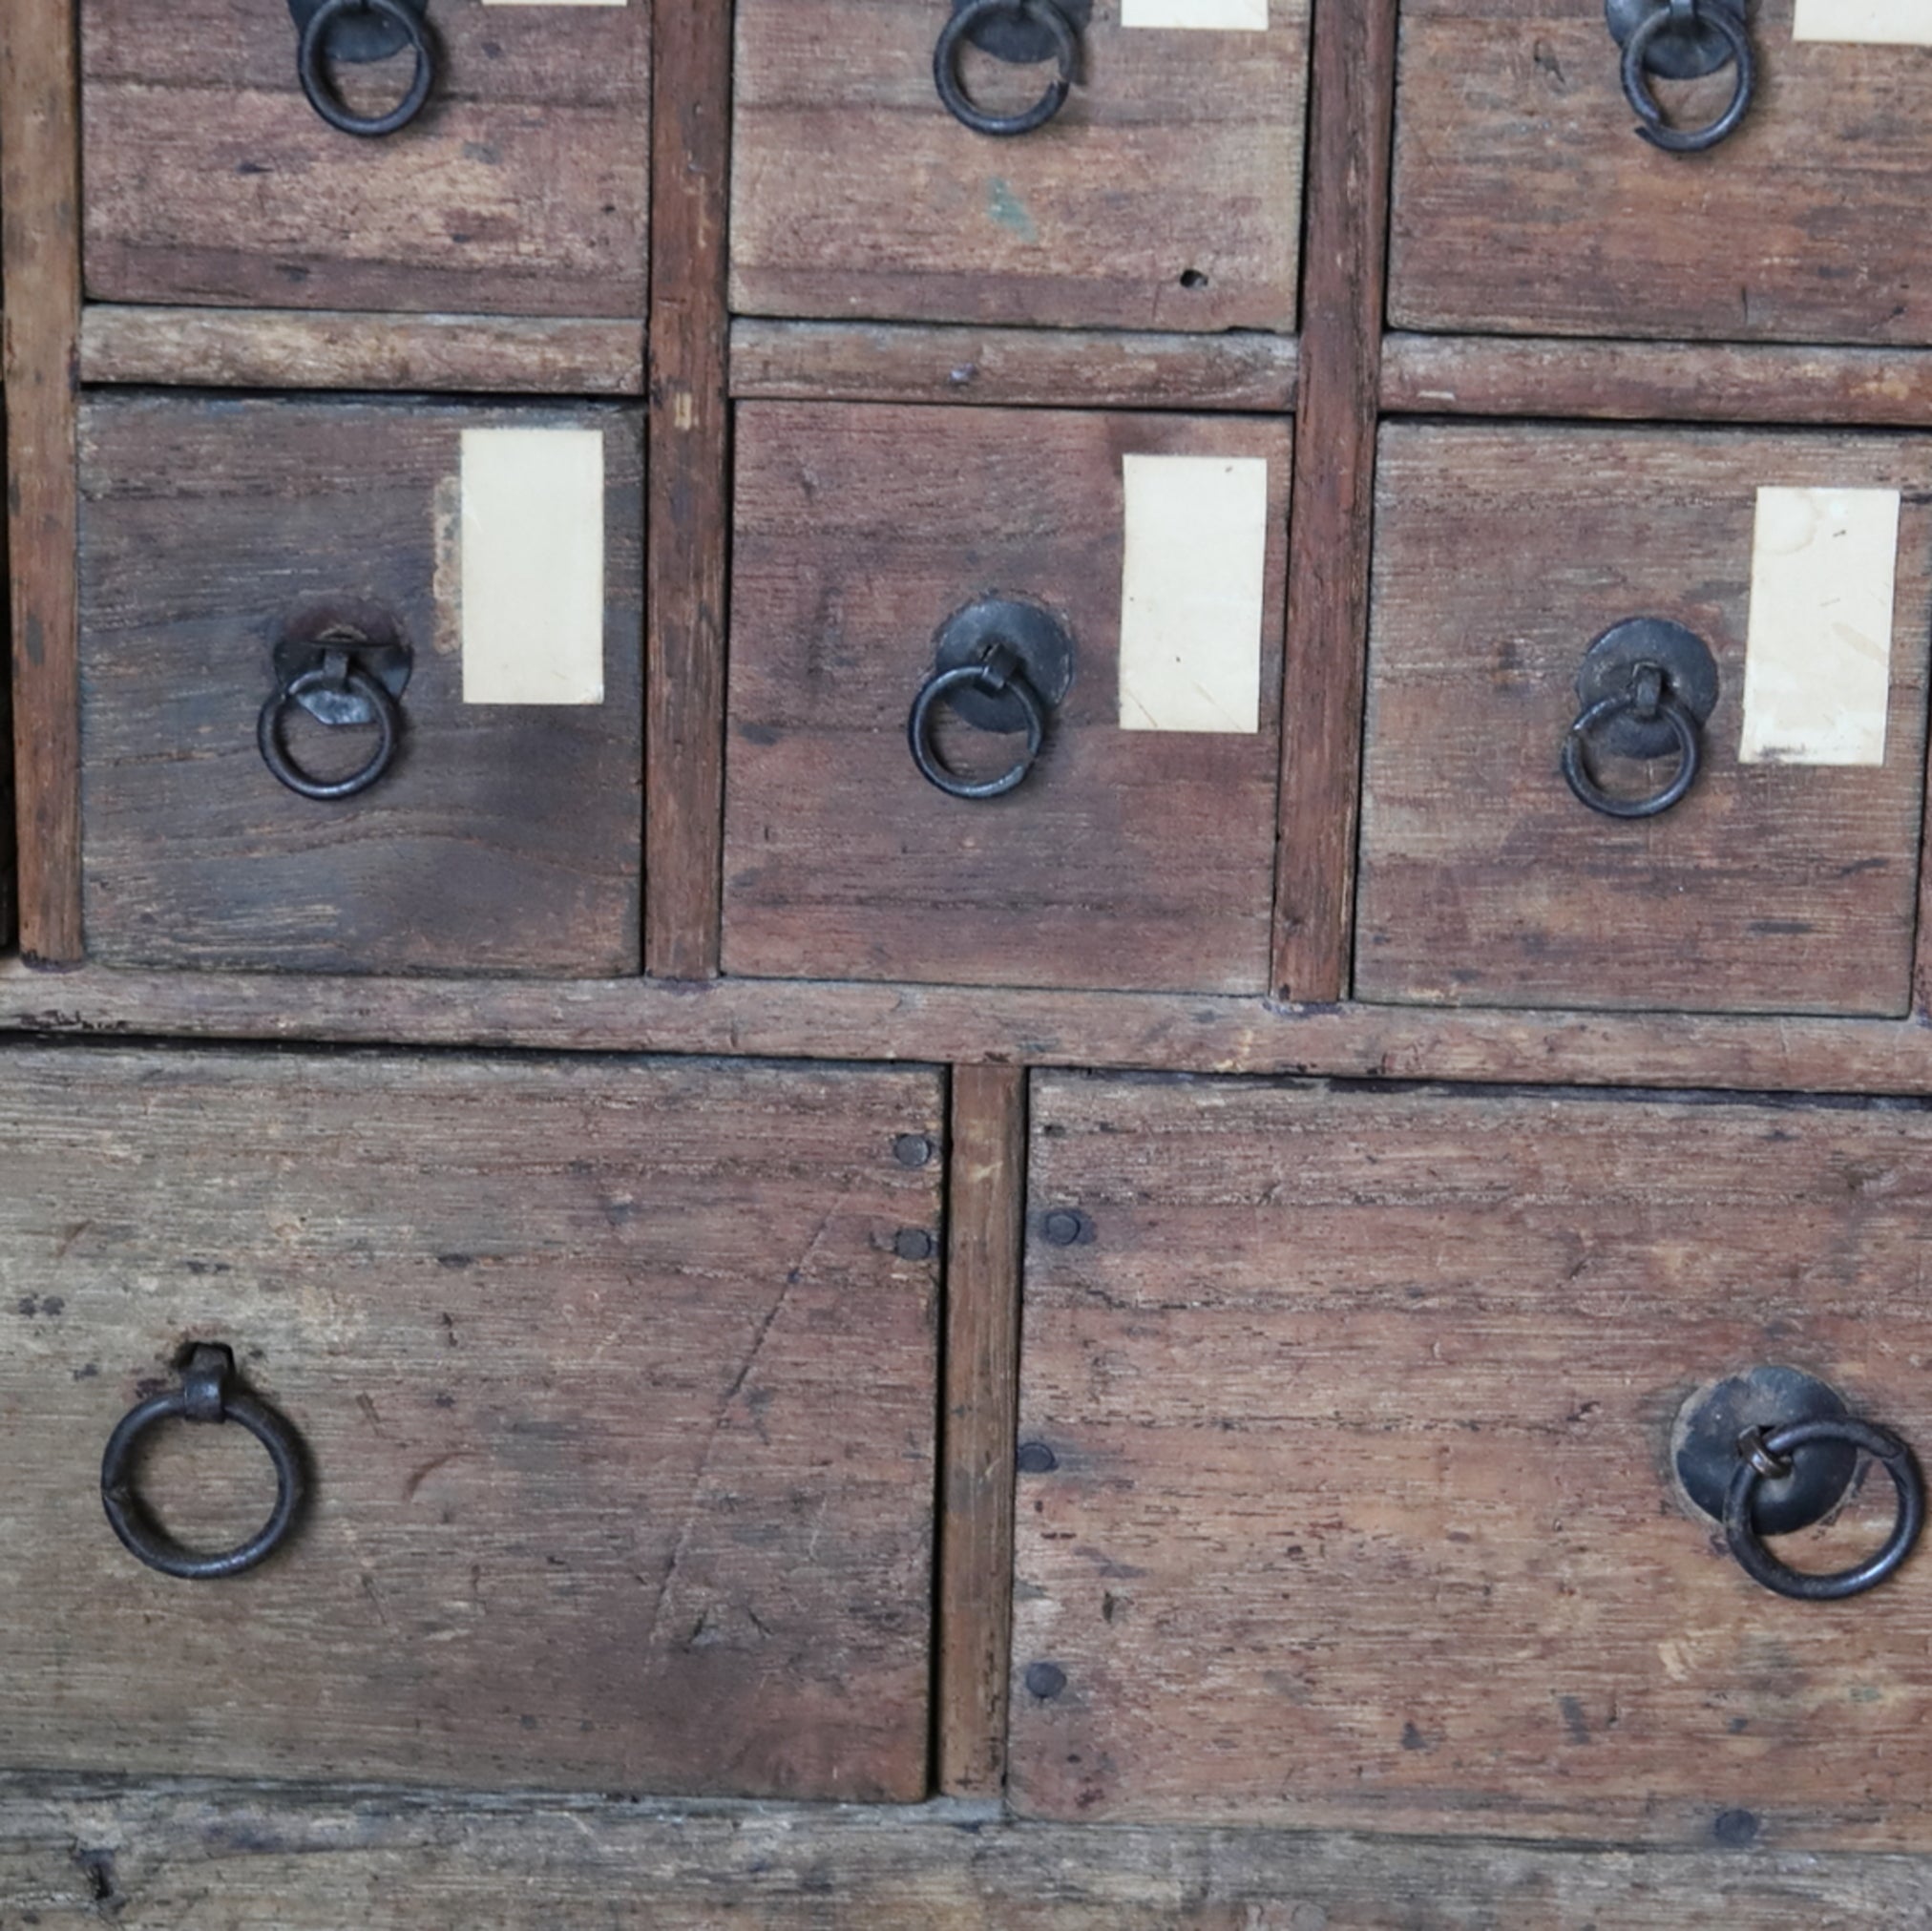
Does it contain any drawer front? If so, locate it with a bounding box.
[730,0,1307,332]
[0,1044,942,1797]
[82,0,647,316]
[1012,1073,1932,1846]
[723,403,1291,995]
[1355,424,1932,1016]
[78,394,642,976]
[1392,0,1932,344]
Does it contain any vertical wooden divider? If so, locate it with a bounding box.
[1,0,84,963]
[935,1063,1027,1796]
[1271,0,1399,1002]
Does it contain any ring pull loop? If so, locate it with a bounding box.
[259,641,407,802]
[100,1345,308,1581]
[1561,617,1718,820]
[296,0,437,137]
[909,643,1051,799]
[1610,0,1754,155]
[1563,663,1702,818]
[934,0,1081,137]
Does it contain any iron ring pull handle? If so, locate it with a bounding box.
[259,655,404,802]
[1562,661,1702,819]
[100,1345,308,1581]
[1725,1417,1925,1602]
[299,0,437,137]
[1620,0,1754,156]
[909,645,1050,799]
[934,0,1080,137]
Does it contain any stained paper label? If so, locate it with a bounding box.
[1793,0,1932,44]
[460,428,606,705]
[1123,0,1269,25]
[1119,454,1269,733]
[1739,485,1898,766]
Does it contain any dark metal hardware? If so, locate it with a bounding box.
[259,627,411,801]
[1606,0,1754,155]
[1040,1207,1091,1247]
[909,596,1074,800]
[1562,617,1717,819]
[291,0,437,137]
[935,0,1082,137]
[100,1345,307,1581]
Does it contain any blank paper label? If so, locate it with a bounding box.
[1124,0,1268,24]
[1119,454,1269,733]
[1793,0,1932,43]
[1740,485,1898,766]
[460,428,606,705]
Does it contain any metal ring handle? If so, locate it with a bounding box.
[1562,682,1702,819]
[299,0,435,137]
[934,0,1078,137]
[909,660,1048,799]
[1725,1417,1924,1601]
[100,1347,307,1581]
[259,662,402,801]
[1622,0,1754,155]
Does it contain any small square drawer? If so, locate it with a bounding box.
[82,0,647,316]
[1392,0,1932,344]
[723,402,1291,995]
[1013,1073,1932,1846]
[1355,424,1932,1016]
[730,0,1308,332]
[0,1044,942,1799]
[79,393,642,976]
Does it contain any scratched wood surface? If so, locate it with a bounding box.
[1355,424,1932,1016]
[1391,0,1932,343]
[0,1044,941,1796]
[730,0,1307,331]
[77,394,643,976]
[81,0,647,315]
[1013,1073,1932,1846]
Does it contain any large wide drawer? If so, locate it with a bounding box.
[0,1044,942,1797]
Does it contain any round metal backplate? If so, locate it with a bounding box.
[1575,617,1720,761]
[934,596,1077,735]
[273,604,413,726]
[955,0,1092,66]
[1674,1367,1860,1537]
[1606,0,1747,82]
[286,0,425,65]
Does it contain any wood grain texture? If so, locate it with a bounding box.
[79,306,645,395]
[1,0,84,961]
[644,0,730,979]
[723,403,1292,994]
[81,0,647,316]
[1356,423,1932,1016]
[936,1062,1025,1796]
[0,384,13,955]
[0,1044,941,1796]
[8,1784,1932,1929]
[1391,0,1932,343]
[729,0,1308,331]
[1015,1073,1932,1845]
[77,393,644,976]
[1271,0,1396,1000]
[730,320,1300,413]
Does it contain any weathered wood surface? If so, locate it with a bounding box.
[0,1045,941,1796]
[1015,1074,1932,1845]
[79,306,645,395]
[0,379,13,955]
[77,393,643,976]
[724,403,1292,994]
[1355,424,1932,1015]
[1391,0,1932,343]
[730,0,1307,331]
[81,0,647,315]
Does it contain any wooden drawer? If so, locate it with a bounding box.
[1012,1072,1932,1846]
[81,0,648,316]
[0,1043,941,1797]
[1355,424,1932,1016]
[723,402,1291,994]
[1391,0,1932,344]
[729,0,1308,332]
[78,393,642,976]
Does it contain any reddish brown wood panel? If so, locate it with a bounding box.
[81,0,647,315]
[723,403,1291,994]
[1391,0,1932,343]
[77,394,643,976]
[1355,424,1932,1016]
[0,1044,942,1797]
[1014,1072,1932,1847]
[730,0,1308,331]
